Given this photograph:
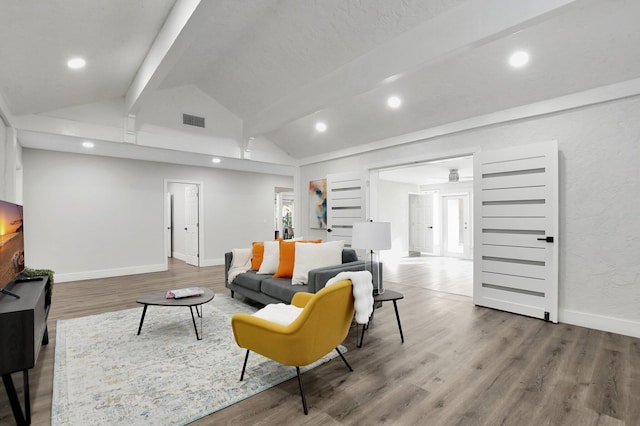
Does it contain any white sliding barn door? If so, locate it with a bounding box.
[326,172,366,247]
[473,141,559,322]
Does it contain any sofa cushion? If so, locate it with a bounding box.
[261,277,310,303]
[251,242,264,270]
[233,270,269,293]
[292,240,345,285]
[258,241,280,274]
[273,239,322,278]
[342,249,358,263]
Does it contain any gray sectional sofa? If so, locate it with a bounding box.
[224,248,379,305]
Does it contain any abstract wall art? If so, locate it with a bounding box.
[309,179,327,229]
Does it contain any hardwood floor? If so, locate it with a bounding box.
[1,258,639,425]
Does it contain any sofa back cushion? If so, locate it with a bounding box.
[251,242,264,270]
[342,248,358,263]
[273,239,322,278]
[292,240,345,285]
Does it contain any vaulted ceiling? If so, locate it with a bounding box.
[1,0,639,175]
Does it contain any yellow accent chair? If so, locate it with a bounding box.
[231,279,355,414]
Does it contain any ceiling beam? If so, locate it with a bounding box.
[125,0,214,115]
[0,93,13,127]
[243,0,578,138]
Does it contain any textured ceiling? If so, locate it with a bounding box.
[0,0,176,115]
[2,0,639,165]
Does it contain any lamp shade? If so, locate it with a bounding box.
[351,221,391,250]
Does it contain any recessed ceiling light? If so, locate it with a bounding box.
[67,57,86,70]
[82,141,94,149]
[315,122,327,133]
[509,51,529,68]
[211,157,221,164]
[387,96,402,109]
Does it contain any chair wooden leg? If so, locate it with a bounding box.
[296,367,309,415]
[240,350,249,381]
[336,347,353,372]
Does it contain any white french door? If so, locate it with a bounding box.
[326,171,366,246]
[473,140,559,323]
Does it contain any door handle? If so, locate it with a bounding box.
[184,227,188,231]
[327,228,332,232]
[537,236,554,243]
[428,226,433,229]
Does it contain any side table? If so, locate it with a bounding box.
[358,289,404,347]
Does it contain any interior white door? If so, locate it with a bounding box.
[326,171,366,246]
[165,192,172,257]
[409,193,434,253]
[473,140,559,322]
[184,184,199,266]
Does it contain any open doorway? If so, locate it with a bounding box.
[275,187,294,239]
[372,156,473,297]
[164,180,203,268]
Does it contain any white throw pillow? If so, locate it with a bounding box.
[258,240,280,274]
[252,303,303,326]
[292,240,345,285]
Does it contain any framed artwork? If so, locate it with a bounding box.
[309,179,327,229]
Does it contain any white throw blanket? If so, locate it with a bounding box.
[326,271,374,324]
[252,303,304,326]
[227,248,252,284]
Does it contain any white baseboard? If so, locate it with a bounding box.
[200,257,224,267]
[55,263,167,283]
[560,309,640,339]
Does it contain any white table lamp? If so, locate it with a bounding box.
[351,221,391,294]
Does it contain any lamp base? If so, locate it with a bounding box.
[364,251,384,295]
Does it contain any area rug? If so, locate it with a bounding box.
[52,293,344,425]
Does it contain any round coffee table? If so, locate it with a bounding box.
[136,288,215,340]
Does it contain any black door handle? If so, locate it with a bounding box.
[537,236,554,243]
[327,228,332,232]
[428,226,433,229]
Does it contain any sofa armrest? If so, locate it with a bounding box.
[224,252,233,286]
[307,260,365,293]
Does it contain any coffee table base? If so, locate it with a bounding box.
[136,304,205,340]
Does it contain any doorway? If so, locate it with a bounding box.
[164,180,203,268]
[274,187,294,239]
[371,155,474,297]
[442,194,471,258]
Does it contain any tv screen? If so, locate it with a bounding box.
[0,199,24,288]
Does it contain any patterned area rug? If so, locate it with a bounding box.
[52,293,343,425]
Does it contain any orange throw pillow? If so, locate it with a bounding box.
[273,239,322,278]
[251,242,265,270]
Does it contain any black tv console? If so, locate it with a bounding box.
[0,276,50,425]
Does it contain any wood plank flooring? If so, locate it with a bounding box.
[1,258,639,425]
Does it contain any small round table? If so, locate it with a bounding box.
[358,289,405,347]
[136,288,215,340]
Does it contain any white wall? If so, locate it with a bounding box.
[23,149,293,282]
[378,179,419,253]
[1,125,22,204]
[298,96,640,338]
[0,119,6,201]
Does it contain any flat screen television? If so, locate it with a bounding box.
[0,199,25,294]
